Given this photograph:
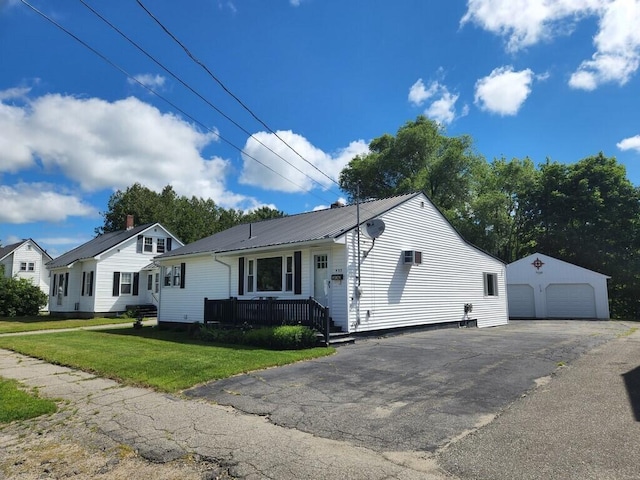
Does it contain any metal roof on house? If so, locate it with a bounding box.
[156,193,422,259]
[47,223,156,269]
[0,239,53,263]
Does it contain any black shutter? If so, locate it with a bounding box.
[294,251,302,295]
[238,257,245,295]
[113,272,120,296]
[89,271,94,297]
[51,274,57,296]
[133,272,140,296]
[180,263,186,289]
[64,272,69,296]
[81,272,86,296]
[136,235,143,253]
[166,238,172,251]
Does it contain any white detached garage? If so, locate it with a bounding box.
[506,253,610,319]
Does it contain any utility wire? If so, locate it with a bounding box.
[135,0,340,188]
[19,0,337,206]
[77,0,338,196]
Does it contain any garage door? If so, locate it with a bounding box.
[507,284,535,318]
[545,284,596,318]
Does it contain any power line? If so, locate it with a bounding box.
[77,0,339,197]
[135,0,340,188]
[19,0,338,207]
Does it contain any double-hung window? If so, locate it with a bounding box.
[285,256,294,292]
[19,262,27,271]
[247,260,254,293]
[172,265,181,287]
[144,237,153,253]
[120,272,133,295]
[27,262,35,271]
[157,238,165,254]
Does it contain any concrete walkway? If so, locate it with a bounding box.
[1,322,639,479]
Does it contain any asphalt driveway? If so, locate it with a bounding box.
[185,320,630,453]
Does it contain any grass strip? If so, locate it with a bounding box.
[0,327,334,392]
[0,377,57,423]
[0,316,133,334]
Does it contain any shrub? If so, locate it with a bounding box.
[198,324,318,349]
[0,275,48,317]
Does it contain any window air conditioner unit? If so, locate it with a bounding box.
[403,250,422,265]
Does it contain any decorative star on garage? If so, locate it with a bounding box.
[532,257,545,270]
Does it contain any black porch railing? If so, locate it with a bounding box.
[204,297,330,345]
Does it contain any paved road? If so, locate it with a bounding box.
[185,320,629,453]
[1,320,638,479]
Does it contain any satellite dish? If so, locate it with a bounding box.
[364,219,385,239]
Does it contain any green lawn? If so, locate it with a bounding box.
[0,377,57,423]
[0,327,334,392]
[0,316,133,334]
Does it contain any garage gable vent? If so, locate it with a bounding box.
[403,250,422,265]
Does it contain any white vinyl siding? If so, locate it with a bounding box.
[506,253,610,320]
[3,241,50,303]
[158,256,228,323]
[345,194,508,332]
[48,224,183,316]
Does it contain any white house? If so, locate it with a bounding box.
[155,192,509,333]
[506,252,610,319]
[46,217,183,317]
[0,239,53,305]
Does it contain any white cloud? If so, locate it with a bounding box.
[474,66,535,115]
[0,91,262,210]
[461,0,603,52]
[425,92,460,125]
[407,78,463,125]
[0,183,97,223]
[408,79,439,105]
[617,134,640,152]
[240,131,368,193]
[462,0,640,89]
[290,0,301,5]
[0,86,31,101]
[127,73,166,90]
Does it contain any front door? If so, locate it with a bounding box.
[313,254,329,306]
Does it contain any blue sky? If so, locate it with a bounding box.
[1,0,640,258]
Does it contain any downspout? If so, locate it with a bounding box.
[214,255,232,298]
[355,183,361,329]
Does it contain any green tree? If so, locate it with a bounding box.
[339,116,484,220]
[97,183,285,244]
[524,154,640,318]
[458,157,538,262]
[0,276,48,317]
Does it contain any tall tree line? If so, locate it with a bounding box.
[97,183,285,244]
[339,116,640,319]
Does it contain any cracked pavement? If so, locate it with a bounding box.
[185,320,630,452]
[1,320,637,479]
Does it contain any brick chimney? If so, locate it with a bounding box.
[126,215,134,231]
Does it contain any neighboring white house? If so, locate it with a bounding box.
[0,239,53,305]
[46,217,183,317]
[155,192,509,333]
[506,252,610,319]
